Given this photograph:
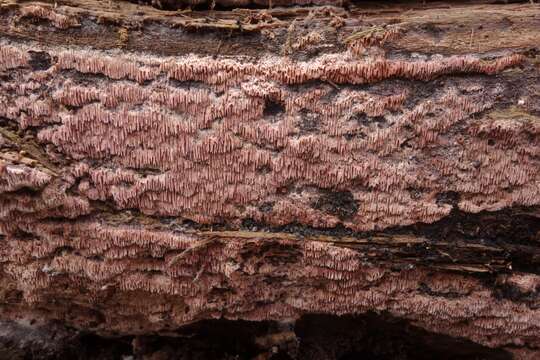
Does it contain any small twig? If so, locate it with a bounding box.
[327,80,340,90]
[344,26,384,44]
[214,39,223,58]
[437,250,456,263]
[192,264,206,283]
[167,239,218,266]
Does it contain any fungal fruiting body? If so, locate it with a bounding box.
[1,1,540,358]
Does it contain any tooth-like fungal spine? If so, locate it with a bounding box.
[0,6,539,355]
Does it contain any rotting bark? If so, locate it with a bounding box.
[0,0,539,359]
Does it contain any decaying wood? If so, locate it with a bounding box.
[0,0,539,358]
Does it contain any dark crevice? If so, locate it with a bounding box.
[130,0,331,11]
[0,313,514,359]
[312,190,359,220]
[232,206,540,246]
[28,51,52,71]
[418,282,464,299]
[492,281,540,308]
[264,99,286,117]
[232,205,540,273]
[129,0,533,11]
[295,313,512,360]
[435,191,460,207]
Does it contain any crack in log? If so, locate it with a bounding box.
[0,313,517,359]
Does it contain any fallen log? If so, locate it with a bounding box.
[0,0,539,358]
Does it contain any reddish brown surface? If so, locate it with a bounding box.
[1,43,537,229]
[1,1,540,358]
